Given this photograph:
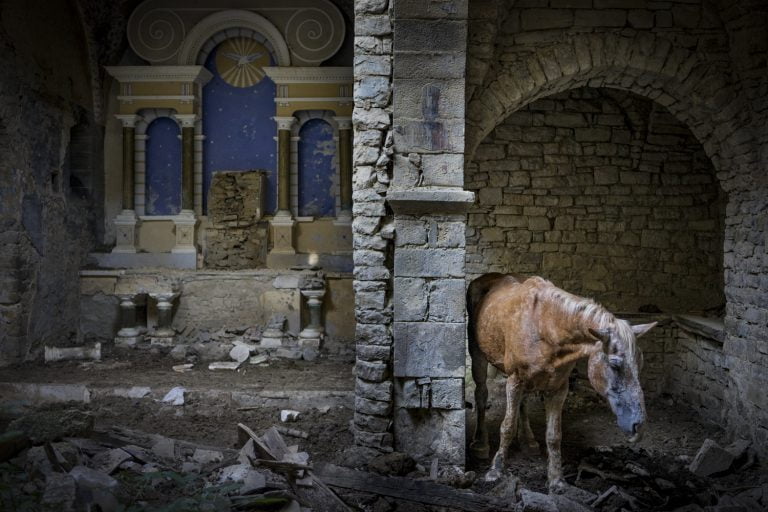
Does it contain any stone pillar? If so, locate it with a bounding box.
[194,123,205,216]
[386,0,473,466]
[115,294,142,347]
[173,115,198,258]
[149,292,177,346]
[176,115,197,213]
[113,115,139,253]
[299,289,326,349]
[134,133,148,216]
[269,116,298,264]
[334,116,353,224]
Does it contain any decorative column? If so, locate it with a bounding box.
[172,115,198,256]
[334,116,353,224]
[148,292,177,346]
[269,116,298,261]
[194,121,205,216]
[299,289,326,349]
[115,294,142,347]
[113,115,140,253]
[134,132,148,216]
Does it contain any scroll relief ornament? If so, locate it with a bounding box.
[127,0,345,66]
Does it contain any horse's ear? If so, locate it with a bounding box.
[631,322,657,338]
[588,328,610,343]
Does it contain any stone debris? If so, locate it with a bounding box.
[689,439,736,477]
[172,363,194,373]
[280,410,301,422]
[161,386,186,406]
[42,472,76,508]
[91,448,132,475]
[192,448,224,465]
[249,354,269,365]
[209,361,243,371]
[44,343,102,362]
[229,343,251,363]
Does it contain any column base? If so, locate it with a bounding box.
[172,211,198,254]
[113,210,138,254]
[298,336,322,350]
[261,327,285,348]
[148,335,176,347]
[269,213,296,255]
[115,335,144,348]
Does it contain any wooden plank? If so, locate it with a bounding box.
[316,464,515,512]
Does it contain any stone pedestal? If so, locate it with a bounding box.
[115,295,143,347]
[112,210,138,253]
[148,292,177,346]
[299,289,325,349]
[267,214,297,267]
[172,211,197,255]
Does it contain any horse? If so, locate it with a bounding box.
[467,273,656,488]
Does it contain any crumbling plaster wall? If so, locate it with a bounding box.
[466,0,768,451]
[467,87,725,313]
[0,0,101,364]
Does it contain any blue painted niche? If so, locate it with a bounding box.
[145,117,182,215]
[202,41,277,213]
[298,118,336,218]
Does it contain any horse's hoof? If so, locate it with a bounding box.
[484,468,503,482]
[547,478,567,493]
[469,443,490,459]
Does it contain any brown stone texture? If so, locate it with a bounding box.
[203,171,267,269]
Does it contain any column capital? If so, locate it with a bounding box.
[115,114,139,128]
[174,114,198,128]
[333,116,352,130]
[273,116,297,130]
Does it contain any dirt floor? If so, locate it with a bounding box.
[0,351,765,511]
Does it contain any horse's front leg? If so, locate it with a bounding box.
[544,381,569,490]
[486,373,523,481]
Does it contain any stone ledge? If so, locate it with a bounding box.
[673,315,725,344]
[386,188,475,214]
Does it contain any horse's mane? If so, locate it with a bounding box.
[538,282,638,366]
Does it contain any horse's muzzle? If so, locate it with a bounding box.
[628,422,644,443]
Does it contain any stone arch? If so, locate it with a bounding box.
[466,33,754,185]
[177,10,291,66]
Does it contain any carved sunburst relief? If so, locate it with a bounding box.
[215,37,270,88]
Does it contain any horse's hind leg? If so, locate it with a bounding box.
[469,346,490,459]
[486,373,523,481]
[518,397,540,452]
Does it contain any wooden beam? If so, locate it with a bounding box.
[316,464,515,512]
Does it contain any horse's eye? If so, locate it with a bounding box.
[608,355,623,369]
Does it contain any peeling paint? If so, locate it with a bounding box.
[145,117,181,215]
[202,39,277,213]
[298,119,336,218]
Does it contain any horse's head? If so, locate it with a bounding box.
[587,320,656,443]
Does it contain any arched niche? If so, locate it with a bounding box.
[201,36,277,213]
[144,116,182,215]
[297,117,337,218]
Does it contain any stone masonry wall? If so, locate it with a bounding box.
[463,1,768,451]
[203,171,268,269]
[0,1,102,364]
[467,87,725,313]
[667,328,728,425]
[351,0,397,453]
